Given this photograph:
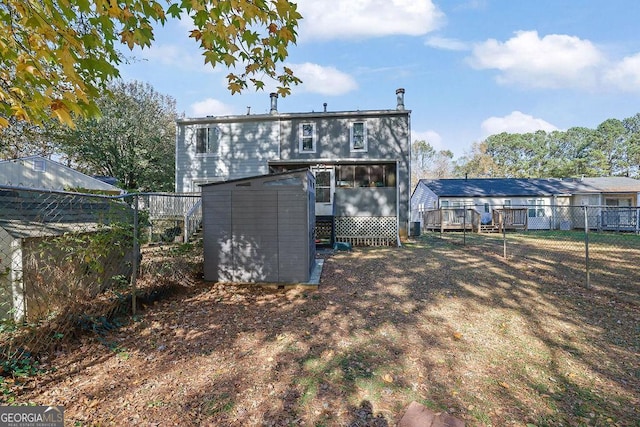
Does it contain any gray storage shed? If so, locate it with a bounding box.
[201,169,316,283]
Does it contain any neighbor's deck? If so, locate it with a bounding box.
[423,208,528,233]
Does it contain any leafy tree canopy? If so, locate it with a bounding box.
[51,80,177,191]
[411,139,455,189]
[0,0,301,128]
[455,113,640,179]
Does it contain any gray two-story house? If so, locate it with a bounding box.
[175,89,411,246]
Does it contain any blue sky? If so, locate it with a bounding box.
[119,0,640,159]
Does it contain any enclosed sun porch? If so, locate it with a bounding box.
[270,162,400,247]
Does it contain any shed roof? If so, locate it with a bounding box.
[419,177,640,197]
[200,168,313,189]
[0,187,132,239]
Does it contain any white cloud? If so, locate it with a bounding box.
[481,111,558,137]
[412,130,443,150]
[468,30,603,88]
[604,53,640,92]
[288,63,358,95]
[297,0,445,41]
[425,36,468,51]
[190,99,236,117]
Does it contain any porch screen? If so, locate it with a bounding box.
[335,164,396,188]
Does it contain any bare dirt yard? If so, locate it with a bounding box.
[4,235,639,426]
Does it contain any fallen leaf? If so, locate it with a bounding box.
[499,381,510,389]
[453,332,463,340]
[382,373,394,383]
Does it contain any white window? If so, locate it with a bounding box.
[484,203,490,213]
[32,159,45,172]
[504,199,511,207]
[440,200,449,208]
[527,199,545,217]
[299,123,316,153]
[350,121,367,152]
[195,127,220,156]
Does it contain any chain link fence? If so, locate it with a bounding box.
[420,205,640,288]
[0,186,202,375]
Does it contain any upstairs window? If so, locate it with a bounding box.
[350,121,367,152]
[196,127,220,156]
[299,123,316,153]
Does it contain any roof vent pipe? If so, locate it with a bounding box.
[323,102,327,112]
[269,93,278,114]
[396,88,405,110]
[246,106,251,115]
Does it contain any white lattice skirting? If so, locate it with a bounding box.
[335,216,397,246]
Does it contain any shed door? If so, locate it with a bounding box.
[311,166,334,216]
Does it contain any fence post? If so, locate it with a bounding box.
[131,194,139,315]
[584,206,590,288]
[463,208,467,246]
[502,206,507,258]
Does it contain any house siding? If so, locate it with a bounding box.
[176,119,280,192]
[279,113,411,236]
[176,94,411,242]
[334,188,396,216]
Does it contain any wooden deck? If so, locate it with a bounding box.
[423,208,479,232]
[423,207,528,233]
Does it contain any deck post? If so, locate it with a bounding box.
[502,213,507,258]
[463,208,467,245]
[584,206,591,288]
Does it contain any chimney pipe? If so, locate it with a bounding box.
[396,88,405,110]
[246,106,251,115]
[269,93,278,114]
[323,102,327,112]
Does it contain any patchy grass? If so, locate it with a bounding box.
[6,237,639,426]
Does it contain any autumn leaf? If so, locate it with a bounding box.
[0,0,301,128]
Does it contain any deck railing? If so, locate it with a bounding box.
[493,208,528,231]
[423,208,479,232]
[183,199,202,242]
[141,193,201,219]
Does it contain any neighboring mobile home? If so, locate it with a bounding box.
[411,177,640,232]
[0,156,122,194]
[175,89,411,246]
